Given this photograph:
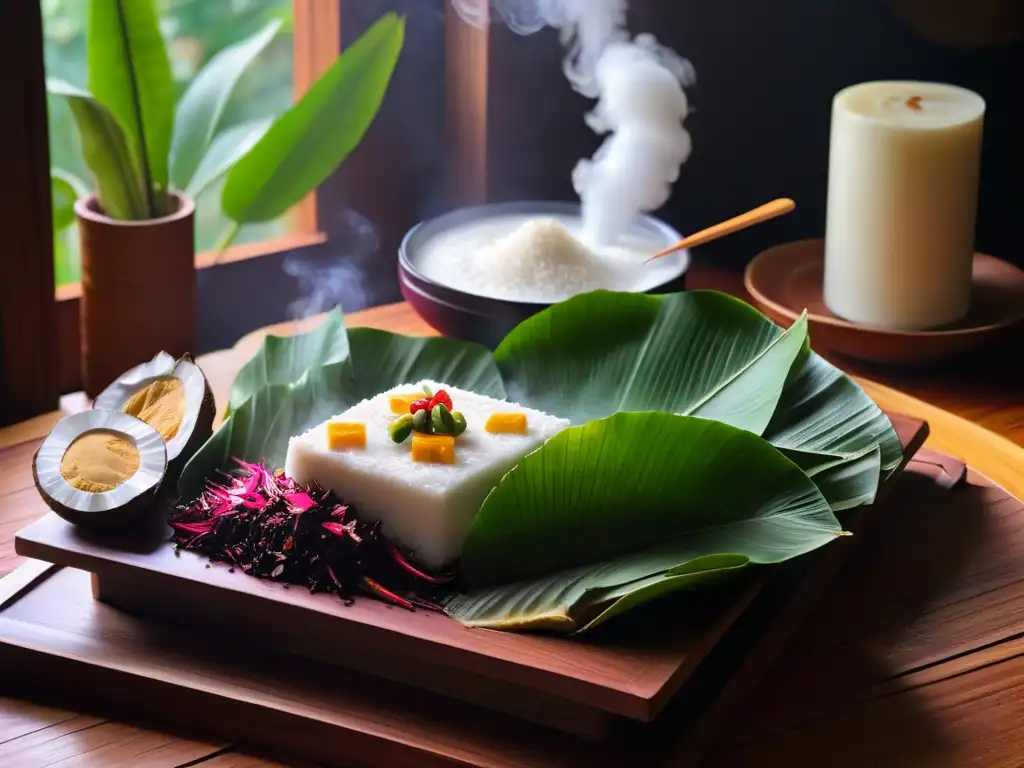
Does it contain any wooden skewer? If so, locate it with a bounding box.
[645,198,796,263]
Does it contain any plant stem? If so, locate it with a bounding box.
[115,0,157,219]
[213,222,241,263]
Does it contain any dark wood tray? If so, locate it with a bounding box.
[9,415,927,765]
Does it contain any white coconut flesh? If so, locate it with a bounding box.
[94,354,207,461]
[35,410,166,513]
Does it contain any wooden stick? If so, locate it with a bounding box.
[645,198,796,262]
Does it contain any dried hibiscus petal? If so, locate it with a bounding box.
[167,460,450,612]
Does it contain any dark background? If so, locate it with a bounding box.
[484,0,1021,271]
[202,0,1023,351]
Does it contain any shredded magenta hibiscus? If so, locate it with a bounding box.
[168,459,453,610]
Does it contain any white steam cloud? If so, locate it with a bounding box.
[283,209,378,322]
[450,0,694,246]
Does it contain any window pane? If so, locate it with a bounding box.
[42,0,295,286]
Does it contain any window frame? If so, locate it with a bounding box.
[0,0,60,426]
[1,1,487,425]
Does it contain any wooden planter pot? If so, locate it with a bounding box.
[75,192,196,399]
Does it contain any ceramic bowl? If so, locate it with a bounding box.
[398,201,688,348]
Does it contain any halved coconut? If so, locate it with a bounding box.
[94,351,215,479]
[33,410,167,528]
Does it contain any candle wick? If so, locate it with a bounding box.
[906,95,923,112]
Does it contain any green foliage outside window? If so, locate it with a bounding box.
[42,0,295,285]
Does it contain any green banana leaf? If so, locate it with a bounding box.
[764,351,904,478]
[178,316,504,501]
[170,19,282,191]
[50,169,88,233]
[50,169,89,286]
[178,362,353,503]
[46,79,147,220]
[446,412,842,633]
[496,290,901,510]
[782,444,881,512]
[495,290,808,435]
[186,118,274,200]
[226,307,351,419]
[87,0,174,204]
[178,289,901,633]
[220,13,405,228]
[345,328,506,403]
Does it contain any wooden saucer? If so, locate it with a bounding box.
[745,239,1024,364]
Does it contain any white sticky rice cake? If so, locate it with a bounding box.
[284,380,569,570]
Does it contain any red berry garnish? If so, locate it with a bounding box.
[409,398,431,415]
[429,390,453,411]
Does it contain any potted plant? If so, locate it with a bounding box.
[48,1,404,398]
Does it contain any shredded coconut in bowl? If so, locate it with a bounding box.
[415,214,679,303]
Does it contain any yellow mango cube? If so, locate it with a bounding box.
[389,393,424,414]
[326,422,366,451]
[484,412,528,434]
[411,433,456,465]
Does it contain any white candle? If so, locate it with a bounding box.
[823,81,985,330]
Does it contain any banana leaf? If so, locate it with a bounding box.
[496,290,902,510]
[179,290,901,633]
[178,362,353,503]
[50,169,88,233]
[46,79,147,220]
[446,411,842,633]
[495,290,808,435]
[170,19,282,192]
[186,118,274,200]
[226,308,351,419]
[87,0,174,203]
[220,13,404,231]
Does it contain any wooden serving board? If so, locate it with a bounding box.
[6,444,1018,767]
[11,415,927,762]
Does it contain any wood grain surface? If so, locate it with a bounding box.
[1,458,1019,767]
[9,414,926,753]
[1,272,1022,766]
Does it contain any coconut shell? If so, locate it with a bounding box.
[164,353,217,484]
[32,411,168,530]
[92,351,217,485]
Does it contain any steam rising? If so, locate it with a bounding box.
[450,0,694,245]
[283,210,379,322]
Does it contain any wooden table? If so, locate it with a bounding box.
[2,265,1023,766]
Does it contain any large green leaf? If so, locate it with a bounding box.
[447,412,842,633]
[346,328,506,403]
[170,20,281,191]
[46,79,147,220]
[496,290,901,511]
[186,118,273,200]
[226,308,351,419]
[221,12,404,225]
[495,290,809,435]
[51,169,89,286]
[50,169,88,233]
[226,309,506,419]
[87,0,174,200]
[766,351,904,477]
[782,444,882,512]
[178,362,354,502]
[178,322,504,502]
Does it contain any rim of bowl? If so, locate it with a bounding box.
[398,200,688,309]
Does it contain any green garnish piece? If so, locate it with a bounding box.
[422,385,434,398]
[412,408,431,433]
[431,403,455,434]
[388,414,414,443]
[451,411,467,437]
